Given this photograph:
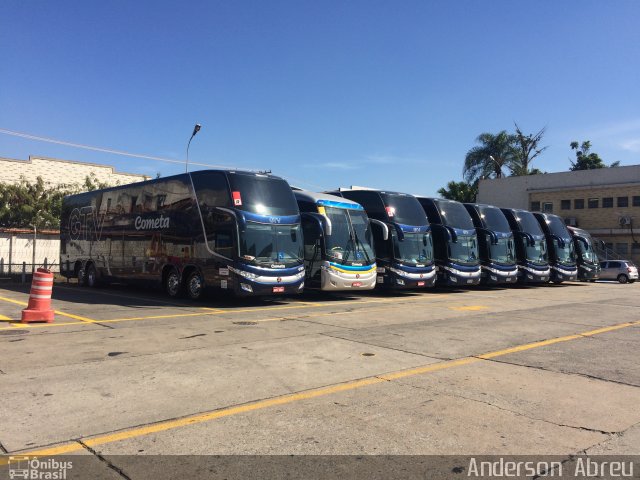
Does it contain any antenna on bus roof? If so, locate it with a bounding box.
[338,185,377,191]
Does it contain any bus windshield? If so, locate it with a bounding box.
[576,236,598,264]
[438,201,475,230]
[323,207,375,264]
[448,234,478,265]
[479,206,511,232]
[380,194,428,226]
[228,174,299,216]
[490,237,515,265]
[393,231,433,266]
[516,211,545,236]
[546,215,571,240]
[554,238,576,265]
[525,238,548,265]
[240,223,303,267]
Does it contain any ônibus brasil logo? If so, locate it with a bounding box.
[135,215,170,231]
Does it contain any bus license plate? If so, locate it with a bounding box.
[352,282,362,287]
[467,279,474,284]
[417,281,425,286]
[272,286,285,293]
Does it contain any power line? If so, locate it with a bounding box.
[0,127,326,190]
[0,128,242,170]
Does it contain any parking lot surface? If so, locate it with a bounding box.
[1,280,639,470]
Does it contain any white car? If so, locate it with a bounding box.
[598,260,638,283]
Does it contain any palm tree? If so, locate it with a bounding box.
[463,131,517,183]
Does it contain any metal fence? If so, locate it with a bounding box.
[0,260,62,284]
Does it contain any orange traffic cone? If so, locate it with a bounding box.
[21,268,55,323]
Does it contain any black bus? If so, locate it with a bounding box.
[533,212,578,283]
[463,203,518,285]
[60,170,305,298]
[416,198,481,286]
[567,226,601,281]
[328,188,436,289]
[500,208,550,284]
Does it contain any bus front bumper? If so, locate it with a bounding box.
[481,265,519,285]
[518,265,550,284]
[578,264,600,281]
[550,265,578,283]
[320,266,377,291]
[376,266,436,289]
[229,266,306,296]
[438,265,481,286]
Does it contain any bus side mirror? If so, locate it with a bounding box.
[302,212,331,236]
[551,234,566,248]
[369,219,389,241]
[445,225,458,243]
[213,207,246,232]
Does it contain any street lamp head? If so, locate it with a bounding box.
[192,124,202,136]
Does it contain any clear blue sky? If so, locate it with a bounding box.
[2,1,639,195]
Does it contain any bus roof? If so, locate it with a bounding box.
[294,189,364,210]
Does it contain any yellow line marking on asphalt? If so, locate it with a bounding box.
[448,305,488,311]
[0,295,97,324]
[0,296,28,307]
[0,294,461,330]
[9,317,640,459]
[0,314,13,321]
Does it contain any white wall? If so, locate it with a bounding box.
[0,231,60,273]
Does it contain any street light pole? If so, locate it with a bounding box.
[185,123,202,173]
[489,155,501,177]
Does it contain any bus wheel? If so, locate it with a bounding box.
[186,271,204,300]
[86,264,98,288]
[165,269,182,297]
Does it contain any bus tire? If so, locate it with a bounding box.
[164,268,182,297]
[85,263,98,288]
[186,270,205,300]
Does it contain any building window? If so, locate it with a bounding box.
[604,242,614,252]
[561,200,571,210]
[542,202,553,213]
[615,243,628,255]
[530,201,541,211]
[574,199,584,209]
[618,196,629,208]
[633,196,640,207]
[588,198,599,209]
[632,243,640,255]
[602,197,613,208]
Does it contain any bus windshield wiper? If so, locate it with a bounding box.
[353,230,371,264]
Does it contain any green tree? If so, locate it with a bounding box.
[463,131,518,183]
[511,124,548,176]
[569,141,619,170]
[437,180,478,203]
[0,175,113,229]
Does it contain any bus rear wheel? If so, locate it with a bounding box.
[164,269,182,297]
[186,271,204,300]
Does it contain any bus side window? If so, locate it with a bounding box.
[371,222,390,260]
[302,217,321,260]
[211,211,235,258]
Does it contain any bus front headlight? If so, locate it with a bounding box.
[229,267,258,280]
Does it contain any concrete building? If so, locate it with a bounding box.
[0,155,150,187]
[478,165,640,265]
